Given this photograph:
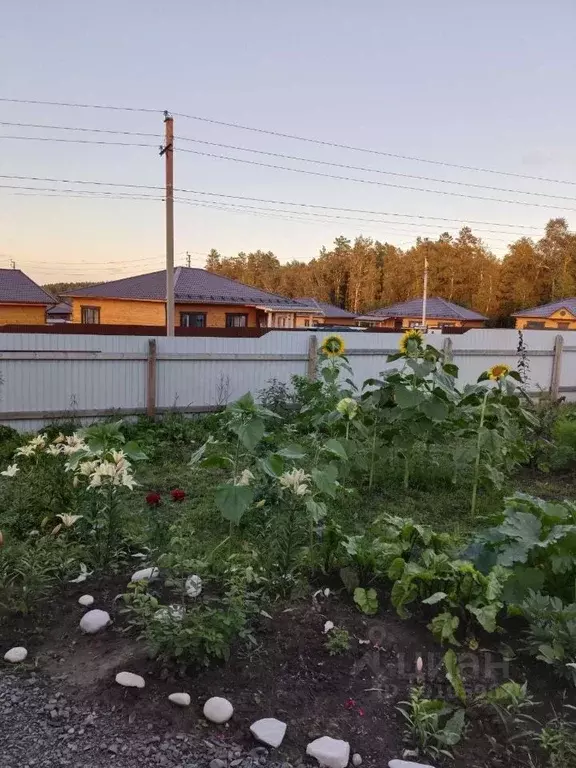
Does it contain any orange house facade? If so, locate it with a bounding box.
[0,268,55,325]
[358,297,487,330]
[513,300,576,330]
[65,268,354,329]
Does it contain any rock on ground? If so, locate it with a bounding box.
[79,609,110,634]
[352,754,362,767]
[203,696,234,723]
[78,594,95,607]
[250,718,287,748]
[168,692,191,707]
[3,647,28,663]
[389,761,437,768]
[306,737,350,768]
[115,672,145,688]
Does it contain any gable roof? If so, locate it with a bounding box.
[47,302,72,316]
[0,269,55,305]
[512,298,576,318]
[64,267,306,308]
[296,298,357,319]
[361,297,487,321]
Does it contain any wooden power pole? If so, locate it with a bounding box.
[421,249,429,330]
[161,111,175,336]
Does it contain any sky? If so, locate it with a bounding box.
[1,0,576,284]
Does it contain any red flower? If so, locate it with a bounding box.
[358,708,365,717]
[171,488,186,502]
[344,698,356,710]
[146,492,161,506]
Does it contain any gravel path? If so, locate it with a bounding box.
[0,672,293,768]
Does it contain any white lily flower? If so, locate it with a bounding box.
[69,564,93,583]
[16,445,36,458]
[279,468,311,495]
[56,513,83,528]
[324,621,335,634]
[237,468,255,486]
[1,463,19,478]
[46,444,63,457]
[336,397,358,420]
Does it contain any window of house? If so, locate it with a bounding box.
[557,321,570,329]
[225,313,248,328]
[81,306,100,324]
[303,319,310,327]
[180,312,206,328]
[526,321,545,329]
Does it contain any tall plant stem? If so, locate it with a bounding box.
[368,418,378,491]
[403,450,411,490]
[470,391,489,518]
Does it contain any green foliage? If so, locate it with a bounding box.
[537,703,576,768]
[476,680,534,721]
[353,587,378,615]
[521,591,576,684]
[397,686,466,761]
[444,649,467,703]
[324,627,351,655]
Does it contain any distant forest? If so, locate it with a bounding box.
[43,218,576,321]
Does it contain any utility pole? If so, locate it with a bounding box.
[160,111,175,336]
[421,248,429,331]
[186,251,191,268]
[9,259,16,269]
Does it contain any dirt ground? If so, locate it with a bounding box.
[0,575,570,767]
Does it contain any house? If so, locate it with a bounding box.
[357,297,487,330]
[0,268,55,325]
[513,299,576,330]
[64,268,330,328]
[46,302,72,324]
[293,298,357,327]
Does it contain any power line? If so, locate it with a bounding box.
[176,147,576,212]
[0,134,157,149]
[1,96,574,187]
[1,121,573,202]
[0,173,544,229]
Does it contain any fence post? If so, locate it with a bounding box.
[550,334,564,400]
[147,338,157,418]
[442,336,453,362]
[307,334,318,380]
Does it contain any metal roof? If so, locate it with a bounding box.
[47,302,72,315]
[512,298,576,318]
[64,267,307,307]
[296,298,357,318]
[362,297,487,321]
[0,269,55,305]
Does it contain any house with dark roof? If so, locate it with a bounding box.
[63,268,338,329]
[357,297,487,330]
[0,268,55,325]
[46,302,72,324]
[293,299,357,328]
[513,299,576,330]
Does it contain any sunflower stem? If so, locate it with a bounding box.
[470,390,489,518]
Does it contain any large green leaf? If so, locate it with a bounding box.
[323,438,348,460]
[467,603,499,634]
[276,444,307,459]
[311,464,339,497]
[420,397,449,421]
[236,418,265,451]
[123,441,148,461]
[258,453,284,478]
[444,649,467,703]
[406,359,436,378]
[305,497,327,523]
[215,484,254,524]
[440,708,466,746]
[501,566,545,605]
[394,385,424,409]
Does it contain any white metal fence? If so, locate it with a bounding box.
[0,329,574,432]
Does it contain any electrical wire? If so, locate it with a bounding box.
[1,121,572,202]
[0,173,544,229]
[1,96,574,187]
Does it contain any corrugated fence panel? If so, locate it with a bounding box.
[0,329,572,432]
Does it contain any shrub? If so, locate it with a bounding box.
[521,591,576,684]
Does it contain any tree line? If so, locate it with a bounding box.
[205,218,576,322]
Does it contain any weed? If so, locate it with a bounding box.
[324,627,350,655]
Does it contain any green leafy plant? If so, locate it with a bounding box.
[521,591,576,684]
[353,586,378,615]
[537,702,576,768]
[325,627,350,655]
[397,685,466,761]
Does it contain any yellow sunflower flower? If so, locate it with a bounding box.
[399,328,424,354]
[321,334,345,358]
[488,363,511,380]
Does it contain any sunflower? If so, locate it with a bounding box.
[488,363,511,380]
[321,334,345,357]
[399,328,424,354]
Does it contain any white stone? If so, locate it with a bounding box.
[168,692,191,707]
[203,696,233,724]
[4,647,27,663]
[250,718,287,748]
[389,761,436,768]
[79,609,110,634]
[78,595,94,607]
[115,671,145,688]
[185,574,202,598]
[306,737,350,768]
[352,755,362,767]
[131,566,159,582]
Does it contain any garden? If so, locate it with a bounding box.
[1,330,576,768]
